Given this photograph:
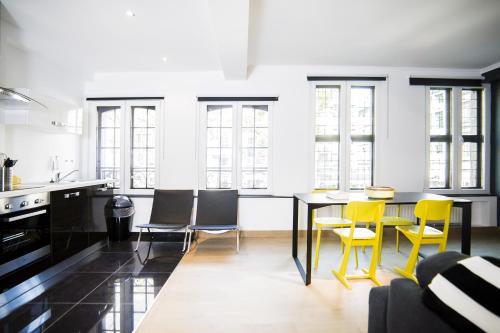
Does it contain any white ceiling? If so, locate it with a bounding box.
[1,0,500,79]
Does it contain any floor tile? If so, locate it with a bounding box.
[64,252,134,273]
[80,272,170,304]
[117,254,180,273]
[28,272,110,304]
[0,302,71,333]
[44,301,153,333]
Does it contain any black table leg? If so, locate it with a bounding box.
[460,202,472,255]
[305,206,313,285]
[292,197,298,258]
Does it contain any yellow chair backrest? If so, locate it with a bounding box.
[344,201,385,224]
[413,199,453,240]
[414,200,453,222]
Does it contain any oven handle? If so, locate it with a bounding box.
[2,209,47,223]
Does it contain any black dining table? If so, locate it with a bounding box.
[292,192,472,285]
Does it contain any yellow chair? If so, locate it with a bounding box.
[394,200,453,283]
[314,205,352,269]
[331,200,385,289]
[379,205,414,263]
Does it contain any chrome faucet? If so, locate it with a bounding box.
[55,169,79,183]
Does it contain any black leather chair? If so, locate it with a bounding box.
[135,190,194,257]
[187,190,239,252]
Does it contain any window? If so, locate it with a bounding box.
[199,101,273,193]
[428,88,451,189]
[427,87,485,191]
[92,100,161,193]
[313,82,379,191]
[97,106,122,189]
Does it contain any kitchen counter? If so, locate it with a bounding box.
[0,179,113,198]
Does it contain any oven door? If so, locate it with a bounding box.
[0,206,50,277]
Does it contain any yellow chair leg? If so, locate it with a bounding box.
[438,239,447,253]
[396,229,400,252]
[354,246,359,269]
[332,241,352,289]
[341,241,345,253]
[362,246,366,253]
[394,239,420,283]
[314,226,322,269]
[378,227,384,265]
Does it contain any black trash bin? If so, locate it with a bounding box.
[105,195,135,241]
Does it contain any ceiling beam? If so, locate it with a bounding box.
[208,0,249,80]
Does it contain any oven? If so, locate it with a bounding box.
[0,193,50,279]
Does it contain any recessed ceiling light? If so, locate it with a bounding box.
[125,10,135,17]
[162,57,168,62]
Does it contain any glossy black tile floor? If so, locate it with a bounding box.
[0,241,184,333]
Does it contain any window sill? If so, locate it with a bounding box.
[425,188,491,196]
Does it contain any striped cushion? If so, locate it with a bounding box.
[422,256,500,333]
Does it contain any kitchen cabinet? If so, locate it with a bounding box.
[50,185,111,264]
[0,94,83,134]
[50,186,90,264]
[88,186,112,247]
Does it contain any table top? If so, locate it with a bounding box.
[294,191,471,205]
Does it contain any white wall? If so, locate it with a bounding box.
[84,65,496,228]
[1,126,80,183]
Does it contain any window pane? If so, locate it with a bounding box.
[315,86,340,136]
[462,90,479,135]
[207,107,221,127]
[133,128,148,148]
[206,128,220,148]
[461,142,479,188]
[255,128,268,147]
[206,171,220,189]
[242,107,254,127]
[241,148,254,169]
[205,105,233,189]
[429,142,449,188]
[132,170,146,188]
[97,107,121,189]
[255,106,268,127]
[240,105,269,189]
[350,142,372,190]
[315,142,339,189]
[241,128,254,147]
[130,106,156,189]
[133,107,148,127]
[350,87,373,135]
[430,89,450,136]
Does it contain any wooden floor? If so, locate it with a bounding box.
[136,227,500,333]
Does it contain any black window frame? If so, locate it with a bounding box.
[460,88,483,189]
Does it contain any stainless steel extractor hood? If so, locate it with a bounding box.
[0,87,46,110]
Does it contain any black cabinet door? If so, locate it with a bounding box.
[50,187,90,263]
[88,186,112,246]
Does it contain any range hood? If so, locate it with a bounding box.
[0,87,46,110]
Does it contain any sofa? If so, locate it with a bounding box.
[368,251,468,333]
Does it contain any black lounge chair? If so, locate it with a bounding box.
[135,190,194,258]
[187,190,239,252]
